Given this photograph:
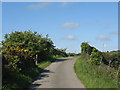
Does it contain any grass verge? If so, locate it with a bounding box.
[37,61,51,69]
[74,56,118,88]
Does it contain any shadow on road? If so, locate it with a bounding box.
[52,58,68,62]
[29,69,54,89]
[29,83,42,89]
[42,69,54,73]
[35,69,54,80]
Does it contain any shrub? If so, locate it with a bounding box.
[90,48,102,65]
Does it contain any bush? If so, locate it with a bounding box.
[2,31,67,89]
[90,48,102,65]
[102,51,120,69]
[81,42,93,55]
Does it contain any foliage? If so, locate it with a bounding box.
[2,61,51,89]
[81,42,93,55]
[80,42,119,69]
[79,42,119,88]
[90,48,102,65]
[102,51,120,69]
[2,31,67,89]
[67,53,76,56]
[81,42,103,64]
[74,56,118,88]
[2,31,56,71]
[53,48,68,58]
[2,31,42,72]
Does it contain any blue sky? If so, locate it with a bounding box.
[2,2,118,53]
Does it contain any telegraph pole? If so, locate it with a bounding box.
[103,43,105,52]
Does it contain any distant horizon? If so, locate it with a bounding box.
[2,2,118,53]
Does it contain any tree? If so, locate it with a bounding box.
[81,42,93,55]
[2,31,56,72]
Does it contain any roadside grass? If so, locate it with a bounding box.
[37,61,51,69]
[52,55,68,59]
[2,60,52,89]
[74,56,118,88]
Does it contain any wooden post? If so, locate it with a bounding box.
[35,54,38,65]
[107,60,111,72]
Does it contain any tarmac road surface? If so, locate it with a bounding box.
[30,57,85,89]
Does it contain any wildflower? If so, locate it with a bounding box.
[24,49,28,52]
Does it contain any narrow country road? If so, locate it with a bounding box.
[29,57,85,89]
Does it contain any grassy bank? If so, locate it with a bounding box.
[74,56,118,88]
[37,61,51,69]
[2,60,52,89]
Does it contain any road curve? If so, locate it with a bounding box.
[30,57,85,89]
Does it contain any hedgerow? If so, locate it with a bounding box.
[1,31,67,89]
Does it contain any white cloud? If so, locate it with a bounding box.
[97,35,110,41]
[110,31,119,35]
[61,22,80,29]
[27,3,50,10]
[61,2,68,7]
[64,35,76,40]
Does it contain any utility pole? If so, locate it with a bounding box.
[103,43,105,52]
[74,50,76,57]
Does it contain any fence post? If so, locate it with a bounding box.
[117,66,120,88]
[35,54,38,65]
[107,60,111,72]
